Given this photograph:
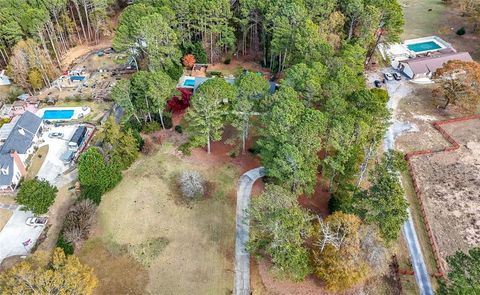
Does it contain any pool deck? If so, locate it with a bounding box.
[36,107,91,121]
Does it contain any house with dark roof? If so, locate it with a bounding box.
[398,52,473,80]
[0,111,43,192]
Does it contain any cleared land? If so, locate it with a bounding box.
[0,209,12,232]
[410,118,480,260]
[80,143,240,295]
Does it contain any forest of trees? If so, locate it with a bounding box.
[0,0,118,91]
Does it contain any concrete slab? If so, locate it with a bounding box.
[0,208,45,264]
[37,125,77,185]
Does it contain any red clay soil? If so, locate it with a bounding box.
[298,176,330,218]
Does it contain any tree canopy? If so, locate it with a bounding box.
[0,248,97,295]
[439,247,480,294]
[16,179,58,215]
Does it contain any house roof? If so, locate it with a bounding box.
[0,111,42,154]
[400,52,473,75]
[0,154,14,186]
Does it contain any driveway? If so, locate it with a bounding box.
[0,207,46,264]
[378,69,434,295]
[234,167,265,295]
[37,125,77,185]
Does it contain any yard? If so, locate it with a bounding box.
[401,0,480,59]
[410,118,480,260]
[0,209,12,232]
[79,142,242,294]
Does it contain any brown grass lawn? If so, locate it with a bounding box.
[0,209,12,232]
[80,143,239,295]
[26,145,49,180]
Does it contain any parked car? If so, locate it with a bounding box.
[26,217,48,226]
[393,72,402,81]
[104,47,115,54]
[97,50,105,57]
[48,132,64,138]
[384,73,394,81]
[374,80,382,88]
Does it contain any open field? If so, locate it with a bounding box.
[401,0,480,59]
[80,142,242,295]
[0,209,12,232]
[410,118,480,261]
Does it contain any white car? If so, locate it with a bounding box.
[384,73,394,81]
[26,217,48,226]
[48,132,64,138]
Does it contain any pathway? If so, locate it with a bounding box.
[234,167,265,295]
[383,76,433,295]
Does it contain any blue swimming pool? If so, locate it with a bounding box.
[407,41,442,53]
[42,110,75,120]
[183,79,195,87]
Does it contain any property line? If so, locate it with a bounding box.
[404,114,480,277]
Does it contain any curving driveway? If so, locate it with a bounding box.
[234,167,265,295]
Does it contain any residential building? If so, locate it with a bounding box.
[398,52,473,80]
[0,111,43,193]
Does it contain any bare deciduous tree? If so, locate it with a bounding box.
[63,199,97,248]
[177,170,205,199]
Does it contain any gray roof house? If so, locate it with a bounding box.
[0,111,43,155]
[398,52,473,80]
[0,111,42,193]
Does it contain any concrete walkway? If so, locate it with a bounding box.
[234,167,265,295]
[0,203,19,210]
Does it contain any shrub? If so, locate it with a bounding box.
[141,136,156,155]
[174,125,183,133]
[182,54,196,68]
[63,199,97,249]
[6,87,23,103]
[178,143,191,156]
[56,232,74,255]
[177,170,205,199]
[207,71,223,77]
[224,58,231,65]
[142,121,161,133]
[165,62,184,80]
[457,27,466,35]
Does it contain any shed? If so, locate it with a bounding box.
[69,126,87,150]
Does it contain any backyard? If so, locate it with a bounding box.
[78,142,250,294]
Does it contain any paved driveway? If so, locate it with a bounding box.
[0,207,45,264]
[37,125,77,184]
[234,167,265,295]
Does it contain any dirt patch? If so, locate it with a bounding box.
[0,209,12,231]
[36,186,77,253]
[410,118,480,260]
[78,238,148,295]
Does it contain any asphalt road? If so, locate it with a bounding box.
[234,167,265,295]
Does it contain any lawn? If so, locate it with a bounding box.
[0,209,12,232]
[79,143,239,295]
[26,145,49,180]
[400,0,446,39]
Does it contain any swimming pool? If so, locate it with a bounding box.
[407,41,442,53]
[183,79,195,87]
[42,109,75,120]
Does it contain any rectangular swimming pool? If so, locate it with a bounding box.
[407,41,442,53]
[42,109,74,120]
[183,79,195,87]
